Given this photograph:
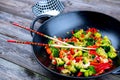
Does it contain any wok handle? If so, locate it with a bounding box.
[111,66,120,75]
[30,15,52,36]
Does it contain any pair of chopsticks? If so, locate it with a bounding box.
[7,22,96,50]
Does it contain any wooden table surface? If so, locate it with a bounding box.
[0,0,120,80]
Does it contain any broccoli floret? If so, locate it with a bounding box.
[107,46,117,59]
[80,66,96,77]
[48,40,54,44]
[84,66,96,77]
[63,57,69,63]
[80,68,89,77]
[94,32,101,38]
[48,40,59,57]
[86,38,95,46]
[75,41,86,46]
[110,46,116,52]
[73,50,82,57]
[84,70,89,77]
[83,52,88,57]
[55,58,64,66]
[103,36,111,42]
[83,57,89,64]
[61,69,71,74]
[101,36,111,46]
[73,29,84,38]
[50,47,59,57]
[64,64,77,73]
[80,68,87,72]
[96,47,108,58]
[69,65,77,73]
[88,66,96,75]
[74,62,84,70]
[101,46,110,53]
[85,32,92,39]
[107,52,117,59]
[64,60,80,73]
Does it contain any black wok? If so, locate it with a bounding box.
[31,11,120,80]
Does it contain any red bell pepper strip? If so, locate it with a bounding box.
[66,61,71,65]
[70,48,75,55]
[77,72,83,77]
[108,59,113,63]
[57,66,64,72]
[89,50,99,56]
[91,63,111,76]
[95,56,101,62]
[71,37,78,42]
[90,62,100,66]
[94,70,104,76]
[87,45,99,49]
[95,63,111,72]
[86,28,98,34]
[90,62,112,73]
[75,57,82,62]
[67,54,74,60]
[49,54,54,60]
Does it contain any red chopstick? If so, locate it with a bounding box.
[7,40,96,50]
[7,40,48,46]
[10,22,71,46]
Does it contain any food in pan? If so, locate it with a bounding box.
[45,28,117,77]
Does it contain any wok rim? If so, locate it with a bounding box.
[32,10,120,79]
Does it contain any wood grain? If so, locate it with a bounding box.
[0,11,58,80]
[0,58,49,80]
[0,0,34,20]
[63,0,120,20]
[0,0,120,80]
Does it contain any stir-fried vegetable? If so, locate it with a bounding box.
[50,47,59,57]
[55,58,65,66]
[45,28,117,77]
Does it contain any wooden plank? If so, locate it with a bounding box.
[0,58,49,80]
[14,0,35,5]
[101,74,120,80]
[0,11,57,80]
[0,0,120,80]
[0,0,120,20]
[105,0,120,4]
[0,11,41,33]
[0,11,45,76]
[63,0,120,21]
[0,0,35,20]
[115,75,120,78]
